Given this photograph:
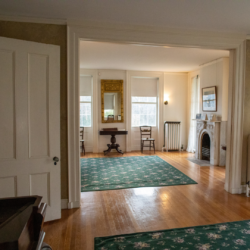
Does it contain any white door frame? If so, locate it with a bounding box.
[67,22,246,208]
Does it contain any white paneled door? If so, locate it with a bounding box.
[0,37,61,221]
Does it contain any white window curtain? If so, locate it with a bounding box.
[187,76,200,153]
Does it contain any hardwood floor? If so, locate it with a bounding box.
[44,151,250,250]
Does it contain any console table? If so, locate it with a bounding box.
[99,130,128,155]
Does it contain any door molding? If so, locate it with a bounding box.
[67,23,246,208]
[225,43,246,193]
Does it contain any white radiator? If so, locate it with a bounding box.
[163,122,181,152]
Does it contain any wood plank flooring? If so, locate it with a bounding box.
[44,151,250,250]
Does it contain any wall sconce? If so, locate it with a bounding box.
[164,95,169,105]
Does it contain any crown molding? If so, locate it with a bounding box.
[69,22,246,50]
[0,15,247,48]
[67,19,242,37]
[68,19,246,48]
[0,14,66,25]
[199,57,229,68]
[164,72,188,75]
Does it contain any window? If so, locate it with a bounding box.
[132,97,157,126]
[80,96,91,127]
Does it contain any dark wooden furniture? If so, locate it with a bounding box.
[140,126,155,153]
[0,196,51,250]
[99,129,128,155]
[80,127,85,155]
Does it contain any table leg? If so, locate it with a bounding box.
[103,135,124,155]
[104,144,112,155]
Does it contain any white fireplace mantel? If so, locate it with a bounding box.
[195,120,221,165]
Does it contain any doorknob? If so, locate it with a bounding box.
[53,157,59,165]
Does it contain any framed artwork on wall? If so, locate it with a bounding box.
[202,86,217,112]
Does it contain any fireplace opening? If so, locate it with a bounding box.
[202,133,210,161]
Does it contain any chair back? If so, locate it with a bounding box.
[80,127,84,140]
[140,126,152,139]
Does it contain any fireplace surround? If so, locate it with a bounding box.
[201,133,210,161]
[195,120,221,165]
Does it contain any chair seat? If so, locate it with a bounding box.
[142,138,155,141]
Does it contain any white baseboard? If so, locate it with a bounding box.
[61,199,68,209]
[80,146,93,153]
[241,184,247,194]
[67,200,81,209]
[61,199,81,209]
[230,187,244,194]
[131,146,140,151]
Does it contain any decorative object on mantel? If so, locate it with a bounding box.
[202,86,217,112]
[201,113,208,120]
[208,114,217,121]
[196,113,201,119]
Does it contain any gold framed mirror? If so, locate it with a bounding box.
[101,79,124,123]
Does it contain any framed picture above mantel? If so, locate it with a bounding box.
[202,86,217,112]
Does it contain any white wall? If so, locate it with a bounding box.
[199,58,229,121]
[164,73,188,149]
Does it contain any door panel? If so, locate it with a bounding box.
[0,49,15,160]
[28,54,49,158]
[0,176,17,198]
[0,37,61,221]
[30,172,50,205]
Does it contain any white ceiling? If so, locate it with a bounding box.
[1,0,250,34]
[80,41,229,72]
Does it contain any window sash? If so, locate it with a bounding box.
[131,96,157,127]
[80,96,92,127]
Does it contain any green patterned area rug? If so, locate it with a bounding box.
[95,220,250,250]
[81,156,197,192]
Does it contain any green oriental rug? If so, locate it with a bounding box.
[95,220,250,250]
[81,156,197,192]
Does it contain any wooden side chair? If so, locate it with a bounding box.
[140,126,155,154]
[80,127,85,155]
